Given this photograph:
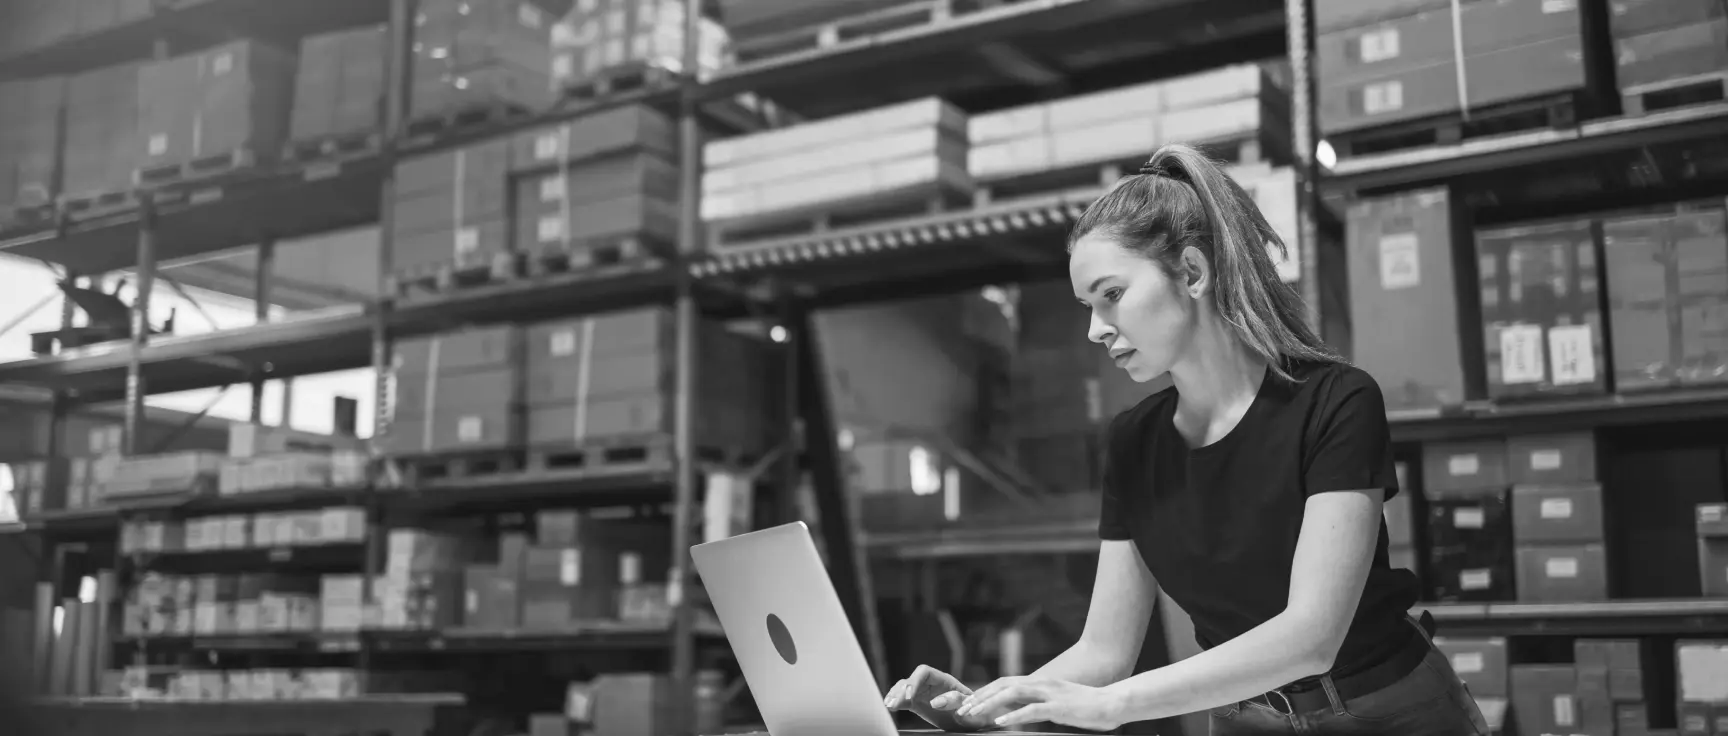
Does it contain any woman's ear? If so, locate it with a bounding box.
[1179,246,1210,299]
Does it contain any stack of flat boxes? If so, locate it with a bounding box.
[1316,0,1588,136]
[1423,440,1515,602]
[1347,187,1482,412]
[1477,218,1610,402]
[507,105,680,257]
[290,25,388,143]
[411,0,555,121]
[387,326,525,456]
[464,510,675,630]
[1677,641,1728,735]
[135,40,297,173]
[1434,637,1510,731]
[1576,639,1650,736]
[62,62,144,196]
[1508,432,1609,602]
[0,77,64,212]
[1602,202,1728,392]
[374,529,466,630]
[523,308,775,454]
[1610,0,1728,96]
[550,0,730,86]
[699,97,971,232]
[390,139,512,276]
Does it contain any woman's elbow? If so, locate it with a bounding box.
[1283,616,1350,678]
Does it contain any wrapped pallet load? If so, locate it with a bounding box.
[508,106,681,263]
[550,0,731,87]
[134,40,299,183]
[411,0,557,120]
[388,138,513,283]
[386,325,526,457]
[0,76,64,212]
[290,25,389,146]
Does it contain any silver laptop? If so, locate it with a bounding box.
[692,521,902,736]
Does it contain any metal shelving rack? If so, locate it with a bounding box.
[4,0,1728,728]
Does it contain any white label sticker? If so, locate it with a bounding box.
[1540,497,1575,520]
[538,215,564,242]
[465,590,478,614]
[1542,0,1577,13]
[1379,232,1420,289]
[1554,694,1577,727]
[1546,556,1580,579]
[552,53,574,79]
[1548,324,1596,386]
[148,134,168,156]
[620,552,642,585]
[455,226,479,254]
[1454,508,1485,529]
[1530,449,1563,471]
[560,549,581,586]
[1452,652,1485,674]
[1363,80,1404,115]
[457,416,482,442]
[1460,569,1492,590]
[1500,324,1546,385]
[1359,28,1401,63]
[539,175,566,202]
[212,52,233,75]
[535,133,560,160]
[549,330,576,357]
[1448,453,1480,477]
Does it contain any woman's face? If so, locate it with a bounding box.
[1069,231,1198,382]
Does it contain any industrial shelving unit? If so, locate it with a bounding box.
[4,0,1728,732]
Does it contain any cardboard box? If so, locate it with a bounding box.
[1610,0,1726,37]
[291,25,387,142]
[1603,207,1728,391]
[1347,188,1479,411]
[1511,483,1605,544]
[390,139,513,272]
[1477,219,1609,401]
[1434,636,1510,696]
[1422,440,1510,496]
[410,0,555,120]
[1697,504,1728,596]
[1428,490,1515,602]
[1510,665,1580,736]
[462,565,520,629]
[1505,432,1597,484]
[0,76,65,209]
[63,62,144,194]
[550,0,730,86]
[1615,17,1728,90]
[1515,543,1609,602]
[510,105,678,171]
[136,40,297,171]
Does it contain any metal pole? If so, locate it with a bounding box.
[124,209,157,456]
[1287,0,1323,331]
[778,288,801,527]
[251,239,275,424]
[669,0,705,733]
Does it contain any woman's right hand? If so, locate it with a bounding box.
[884,665,994,732]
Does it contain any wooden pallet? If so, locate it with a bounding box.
[707,179,974,248]
[562,62,677,103]
[385,250,523,299]
[403,102,531,147]
[527,434,753,474]
[389,449,526,485]
[733,0,960,63]
[132,148,256,188]
[972,132,1279,207]
[1329,91,1584,160]
[525,234,668,277]
[283,130,383,163]
[1623,71,1728,116]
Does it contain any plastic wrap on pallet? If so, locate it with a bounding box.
[700,97,969,222]
[1316,0,1586,135]
[63,62,144,196]
[0,76,65,211]
[390,139,511,273]
[135,40,297,174]
[1602,205,1728,391]
[291,25,388,144]
[551,0,731,86]
[411,0,556,120]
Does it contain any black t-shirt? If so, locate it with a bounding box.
[1099,359,1419,678]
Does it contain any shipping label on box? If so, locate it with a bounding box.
[1511,483,1605,544]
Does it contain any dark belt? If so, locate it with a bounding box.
[1249,611,1437,716]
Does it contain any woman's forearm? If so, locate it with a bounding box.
[1030,638,1136,689]
[1102,612,1331,723]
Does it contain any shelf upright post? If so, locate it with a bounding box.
[776,287,802,527]
[251,239,275,423]
[47,271,80,461]
[1286,0,1324,330]
[668,0,706,732]
[123,206,157,456]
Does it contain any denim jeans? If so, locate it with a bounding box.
[1208,639,1490,735]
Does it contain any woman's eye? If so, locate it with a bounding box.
[1105,288,1124,302]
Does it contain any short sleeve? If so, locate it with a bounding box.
[1098,410,1136,540]
[1304,368,1401,500]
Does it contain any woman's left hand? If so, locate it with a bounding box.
[954,676,1128,732]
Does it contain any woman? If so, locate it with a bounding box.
[883,144,1489,735]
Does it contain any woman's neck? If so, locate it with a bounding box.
[1169,321,1269,423]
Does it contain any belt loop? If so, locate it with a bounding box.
[1320,675,1346,716]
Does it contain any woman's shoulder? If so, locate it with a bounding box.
[1105,380,1179,440]
[1288,358,1385,399]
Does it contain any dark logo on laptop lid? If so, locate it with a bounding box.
[766,613,797,665]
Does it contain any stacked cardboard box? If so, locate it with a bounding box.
[700,97,971,228]
[523,308,777,453]
[1347,187,1481,412]
[411,0,556,120]
[0,0,77,58]
[550,0,730,86]
[1677,641,1728,734]
[1423,439,1515,602]
[373,529,466,630]
[1477,219,1609,401]
[135,40,297,174]
[1316,0,1588,135]
[1508,432,1609,602]
[1511,665,1584,736]
[290,25,388,143]
[74,0,155,37]
[387,325,525,455]
[508,106,680,255]
[0,77,64,211]
[1575,639,1648,735]
[1610,0,1728,93]
[1434,637,1510,730]
[390,139,511,274]
[1603,204,1728,391]
[63,62,144,195]
[463,511,676,630]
